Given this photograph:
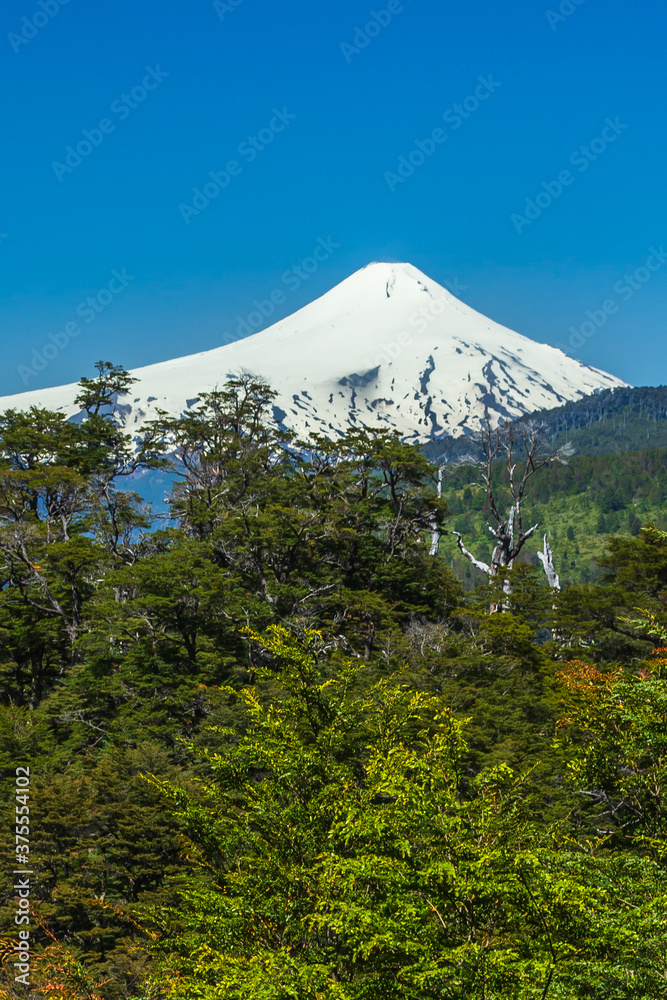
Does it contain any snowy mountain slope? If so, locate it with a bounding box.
[0,263,628,444]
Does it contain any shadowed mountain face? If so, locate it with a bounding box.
[0,263,627,444]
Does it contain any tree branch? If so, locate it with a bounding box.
[453,532,491,574]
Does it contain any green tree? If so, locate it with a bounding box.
[0,364,163,707]
[145,628,667,999]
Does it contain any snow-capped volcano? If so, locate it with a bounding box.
[0,263,627,443]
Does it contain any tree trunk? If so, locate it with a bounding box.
[537,535,561,591]
[429,467,444,557]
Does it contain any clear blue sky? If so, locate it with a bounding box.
[1,0,664,396]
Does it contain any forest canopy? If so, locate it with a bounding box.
[1,364,667,1000]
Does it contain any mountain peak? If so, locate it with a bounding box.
[0,264,628,444]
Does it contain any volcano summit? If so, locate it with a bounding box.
[0,262,627,444]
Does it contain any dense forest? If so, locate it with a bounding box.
[1,364,667,1000]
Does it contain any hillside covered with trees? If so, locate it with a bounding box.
[425,385,667,464]
[445,446,667,587]
[1,364,667,1000]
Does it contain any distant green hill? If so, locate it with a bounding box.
[440,446,667,589]
[422,387,667,588]
[424,386,667,464]
[515,385,667,455]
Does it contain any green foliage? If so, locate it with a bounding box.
[2,366,667,999]
[443,448,667,587]
[145,629,667,1000]
[557,655,667,856]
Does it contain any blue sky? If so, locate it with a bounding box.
[1,0,664,396]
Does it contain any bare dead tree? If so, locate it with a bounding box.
[453,416,571,602]
[429,466,444,557]
[537,534,561,591]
